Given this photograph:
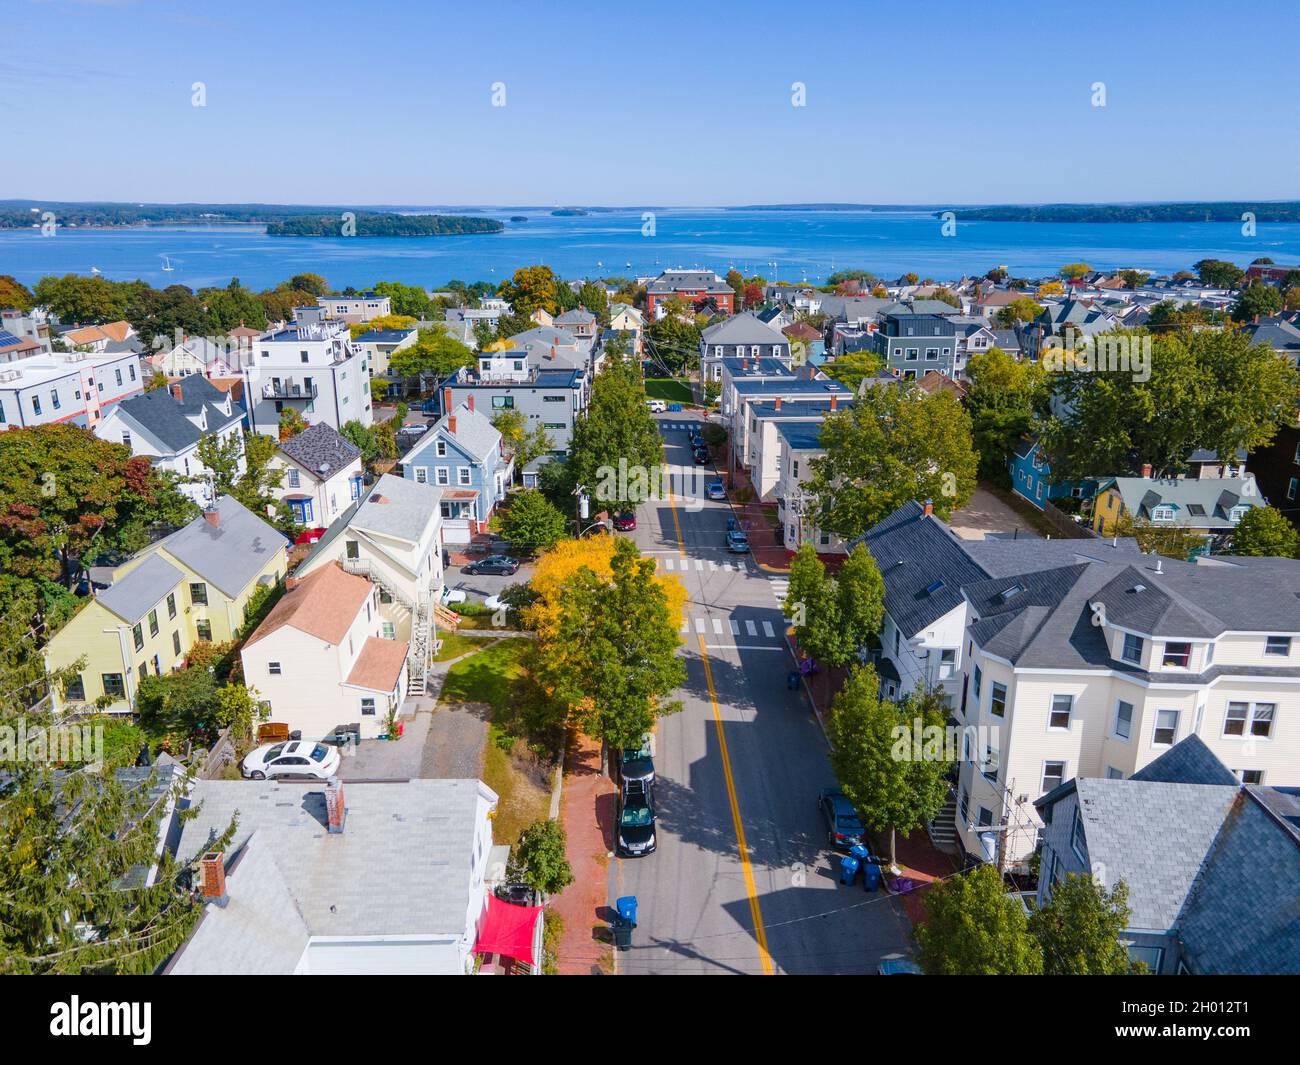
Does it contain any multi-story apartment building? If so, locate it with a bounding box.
[0,348,142,430]
[645,269,735,320]
[873,312,959,379]
[727,378,852,483]
[773,422,844,552]
[243,319,373,437]
[699,312,791,384]
[353,326,417,378]
[316,293,392,323]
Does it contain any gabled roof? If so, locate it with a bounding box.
[154,495,289,598]
[243,561,371,648]
[646,270,731,294]
[701,311,789,346]
[1107,475,1264,529]
[349,473,441,544]
[111,375,242,454]
[1131,734,1240,786]
[407,402,500,465]
[96,555,184,625]
[278,422,362,479]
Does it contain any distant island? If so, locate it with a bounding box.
[266,212,503,237]
[551,208,588,217]
[510,215,528,222]
[940,202,1300,224]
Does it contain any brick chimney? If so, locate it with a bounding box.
[923,499,934,516]
[170,383,183,402]
[1141,463,1153,478]
[466,394,474,412]
[203,506,221,528]
[774,396,782,411]
[830,395,838,411]
[448,414,457,435]
[326,780,347,834]
[200,851,228,906]
[442,386,453,413]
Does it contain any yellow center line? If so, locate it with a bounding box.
[661,441,687,559]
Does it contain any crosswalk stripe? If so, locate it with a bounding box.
[730,619,741,635]
[745,620,757,636]
[712,618,723,635]
[695,618,706,633]
[680,620,689,633]
[695,559,705,571]
[762,621,775,638]
[709,560,718,572]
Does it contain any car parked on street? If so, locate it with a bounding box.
[241,741,340,781]
[613,511,637,531]
[726,529,749,553]
[818,787,865,850]
[646,399,667,413]
[705,482,726,501]
[617,780,657,857]
[462,555,520,576]
[692,447,710,465]
[618,741,655,787]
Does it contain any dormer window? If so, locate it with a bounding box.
[1151,504,1175,523]
[1162,641,1191,668]
[1121,632,1143,663]
[1229,505,1249,523]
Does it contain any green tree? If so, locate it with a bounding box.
[1231,282,1283,322]
[288,272,330,296]
[965,347,1046,483]
[823,350,884,391]
[577,281,610,326]
[498,489,568,550]
[202,277,268,332]
[1194,258,1245,289]
[1119,269,1150,290]
[211,683,270,746]
[1039,329,1300,481]
[644,314,702,376]
[277,408,307,442]
[916,864,1043,975]
[1060,262,1092,280]
[808,383,978,539]
[994,297,1044,328]
[569,359,663,496]
[1230,504,1299,558]
[134,667,220,742]
[371,279,432,319]
[492,409,552,478]
[190,431,284,516]
[498,265,560,318]
[388,327,475,380]
[34,274,134,324]
[1030,874,1137,975]
[827,666,949,866]
[0,275,34,311]
[511,819,574,896]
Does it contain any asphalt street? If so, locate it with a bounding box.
[608,412,914,975]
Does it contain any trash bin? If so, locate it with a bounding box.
[862,862,882,892]
[849,843,871,862]
[616,895,638,927]
[787,670,800,691]
[839,854,860,885]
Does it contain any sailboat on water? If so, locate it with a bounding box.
[161,255,174,272]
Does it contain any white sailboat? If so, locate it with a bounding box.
[90,266,101,276]
[161,255,174,272]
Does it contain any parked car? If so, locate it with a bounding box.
[706,482,726,501]
[818,787,865,850]
[613,511,637,531]
[692,447,710,465]
[483,593,505,611]
[399,423,429,438]
[463,555,520,576]
[877,954,924,975]
[726,516,739,532]
[441,584,467,605]
[241,741,340,781]
[726,529,749,553]
[618,741,655,786]
[420,397,439,415]
[617,780,657,857]
[646,399,667,413]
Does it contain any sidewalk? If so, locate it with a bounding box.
[549,730,617,975]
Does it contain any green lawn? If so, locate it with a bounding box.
[438,636,531,714]
[644,378,693,404]
[432,632,493,662]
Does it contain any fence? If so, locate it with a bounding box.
[1041,499,1096,539]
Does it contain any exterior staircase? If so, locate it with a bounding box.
[927,788,960,854]
[341,557,445,698]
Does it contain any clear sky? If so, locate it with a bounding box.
[7,0,1297,207]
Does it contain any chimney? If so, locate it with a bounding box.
[326,780,347,834]
[830,394,838,411]
[442,386,452,413]
[1140,463,1153,478]
[203,506,221,529]
[923,499,934,516]
[774,396,782,411]
[285,576,301,590]
[466,394,474,412]
[448,414,457,435]
[200,852,228,906]
[170,383,183,402]
[1254,314,1260,324]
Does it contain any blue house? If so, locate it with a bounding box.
[401,400,513,543]
[1008,435,1096,511]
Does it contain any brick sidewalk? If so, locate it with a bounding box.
[550,730,617,975]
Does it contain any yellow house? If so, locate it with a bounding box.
[45,495,290,713]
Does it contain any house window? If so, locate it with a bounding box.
[976,807,994,828]
[381,621,396,639]
[132,623,144,652]
[1151,505,1175,522]
[1041,761,1066,793]
[1113,700,1133,740]
[434,439,448,457]
[65,674,86,702]
[360,697,377,716]
[457,467,472,486]
[51,390,60,410]
[287,468,301,488]
[268,662,282,675]
[32,395,41,416]
[415,467,428,484]
[1153,709,1179,746]
[1128,945,1164,973]
[435,468,449,485]
[972,665,982,699]
[491,396,514,409]
[195,619,212,641]
[148,609,159,637]
[289,498,313,524]
[1240,769,1264,785]
[345,540,359,560]
[101,673,125,699]
[167,592,176,619]
[190,582,208,606]
[1070,808,1088,861]
[1290,478,1299,501]
[114,368,123,386]
[1105,766,1123,779]
[1266,635,1291,656]
[989,681,1006,717]
[1250,703,1275,738]
[1121,632,1143,663]
[172,630,182,656]
[1224,701,1248,736]
[1162,641,1191,668]
[1048,694,1072,730]
[129,364,136,381]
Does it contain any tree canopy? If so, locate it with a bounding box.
[916,864,1043,975]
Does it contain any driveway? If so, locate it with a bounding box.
[948,486,1042,542]
[445,562,535,603]
[337,710,430,780]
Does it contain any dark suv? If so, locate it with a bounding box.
[818,787,865,850]
[617,780,657,857]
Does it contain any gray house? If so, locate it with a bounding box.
[1035,735,1300,974]
[874,313,959,379]
[699,312,792,383]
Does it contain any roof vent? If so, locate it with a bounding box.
[924,578,945,596]
[997,583,1024,603]
[1131,583,1146,594]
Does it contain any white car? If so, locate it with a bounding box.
[241,740,340,781]
[646,399,667,413]
[441,585,467,605]
[483,594,505,611]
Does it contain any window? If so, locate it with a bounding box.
[1290,478,1298,501]
[925,347,938,360]
[51,390,61,410]
[491,396,514,409]
[414,467,428,484]
[101,673,125,699]
[114,368,123,386]
[1114,700,1133,740]
[1266,635,1291,656]
[360,697,377,716]
[1250,703,1275,738]
[287,468,301,488]
[268,662,282,675]
[345,540,359,560]
[32,395,41,416]
[167,592,176,619]
[1106,766,1124,780]
[1153,709,1179,746]
[129,364,136,381]
[1151,505,1175,522]
[1128,945,1164,973]
[195,619,212,641]
[172,630,182,656]
[1240,769,1264,785]
[1121,632,1143,663]
[1070,808,1088,861]
[989,681,1006,717]
[301,352,309,363]
[1162,641,1191,668]
[148,609,159,637]
[190,582,208,606]
[1224,701,1248,736]
[457,467,471,486]
[132,623,144,652]
[977,807,994,828]
[435,467,449,485]
[972,665,982,699]
[1041,761,1066,793]
[65,674,86,702]
[380,620,396,639]
[904,347,918,360]
[436,440,447,457]
[1048,694,1072,730]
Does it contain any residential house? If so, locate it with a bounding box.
[0,308,52,355]
[873,312,959,379]
[0,348,142,430]
[402,396,512,542]
[1008,435,1097,513]
[971,289,1033,320]
[645,269,735,319]
[0,328,42,362]
[1036,736,1300,974]
[271,421,365,527]
[316,293,392,323]
[56,320,138,354]
[163,777,527,975]
[95,376,246,506]
[501,325,595,375]
[609,303,644,353]
[240,562,408,740]
[717,354,797,419]
[352,326,417,378]
[441,364,586,465]
[44,497,289,713]
[1092,471,1262,545]
[773,421,843,553]
[148,335,245,380]
[764,284,821,314]
[553,308,597,339]
[243,318,373,438]
[781,321,824,364]
[699,312,792,383]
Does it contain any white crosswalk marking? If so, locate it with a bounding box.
[694,618,706,633]
[695,559,705,571]
[745,620,758,636]
[708,560,718,572]
[663,556,674,570]
[712,618,723,635]
[762,621,776,638]
[730,619,741,635]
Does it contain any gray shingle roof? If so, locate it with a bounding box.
[350,473,442,543]
[155,495,289,598]
[112,375,242,454]
[96,555,184,625]
[701,311,789,346]
[279,422,362,479]
[1130,734,1240,786]
[407,402,500,465]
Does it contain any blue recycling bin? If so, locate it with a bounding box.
[862,862,882,892]
[667,403,683,412]
[616,895,638,926]
[839,854,860,885]
[787,670,800,690]
[849,844,871,862]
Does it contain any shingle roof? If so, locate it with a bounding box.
[646,270,732,294]
[278,422,362,479]
[407,402,500,465]
[1107,475,1264,530]
[96,554,184,625]
[112,375,242,454]
[154,495,288,598]
[349,473,441,543]
[345,636,410,691]
[1130,734,1240,786]
[243,561,371,648]
[701,312,789,346]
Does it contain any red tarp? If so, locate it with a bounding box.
[475,895,542,966]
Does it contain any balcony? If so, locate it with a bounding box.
[262,380,318,401]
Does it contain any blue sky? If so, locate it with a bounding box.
[6,0,1298,206]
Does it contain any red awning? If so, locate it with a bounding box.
[475,895,542,966]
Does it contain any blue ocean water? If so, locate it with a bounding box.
[2,208,1298,290]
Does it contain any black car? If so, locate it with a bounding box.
[618,742,655,786]
[617,780,657,857]
[462,554,520,576]
[692,447,710,465]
